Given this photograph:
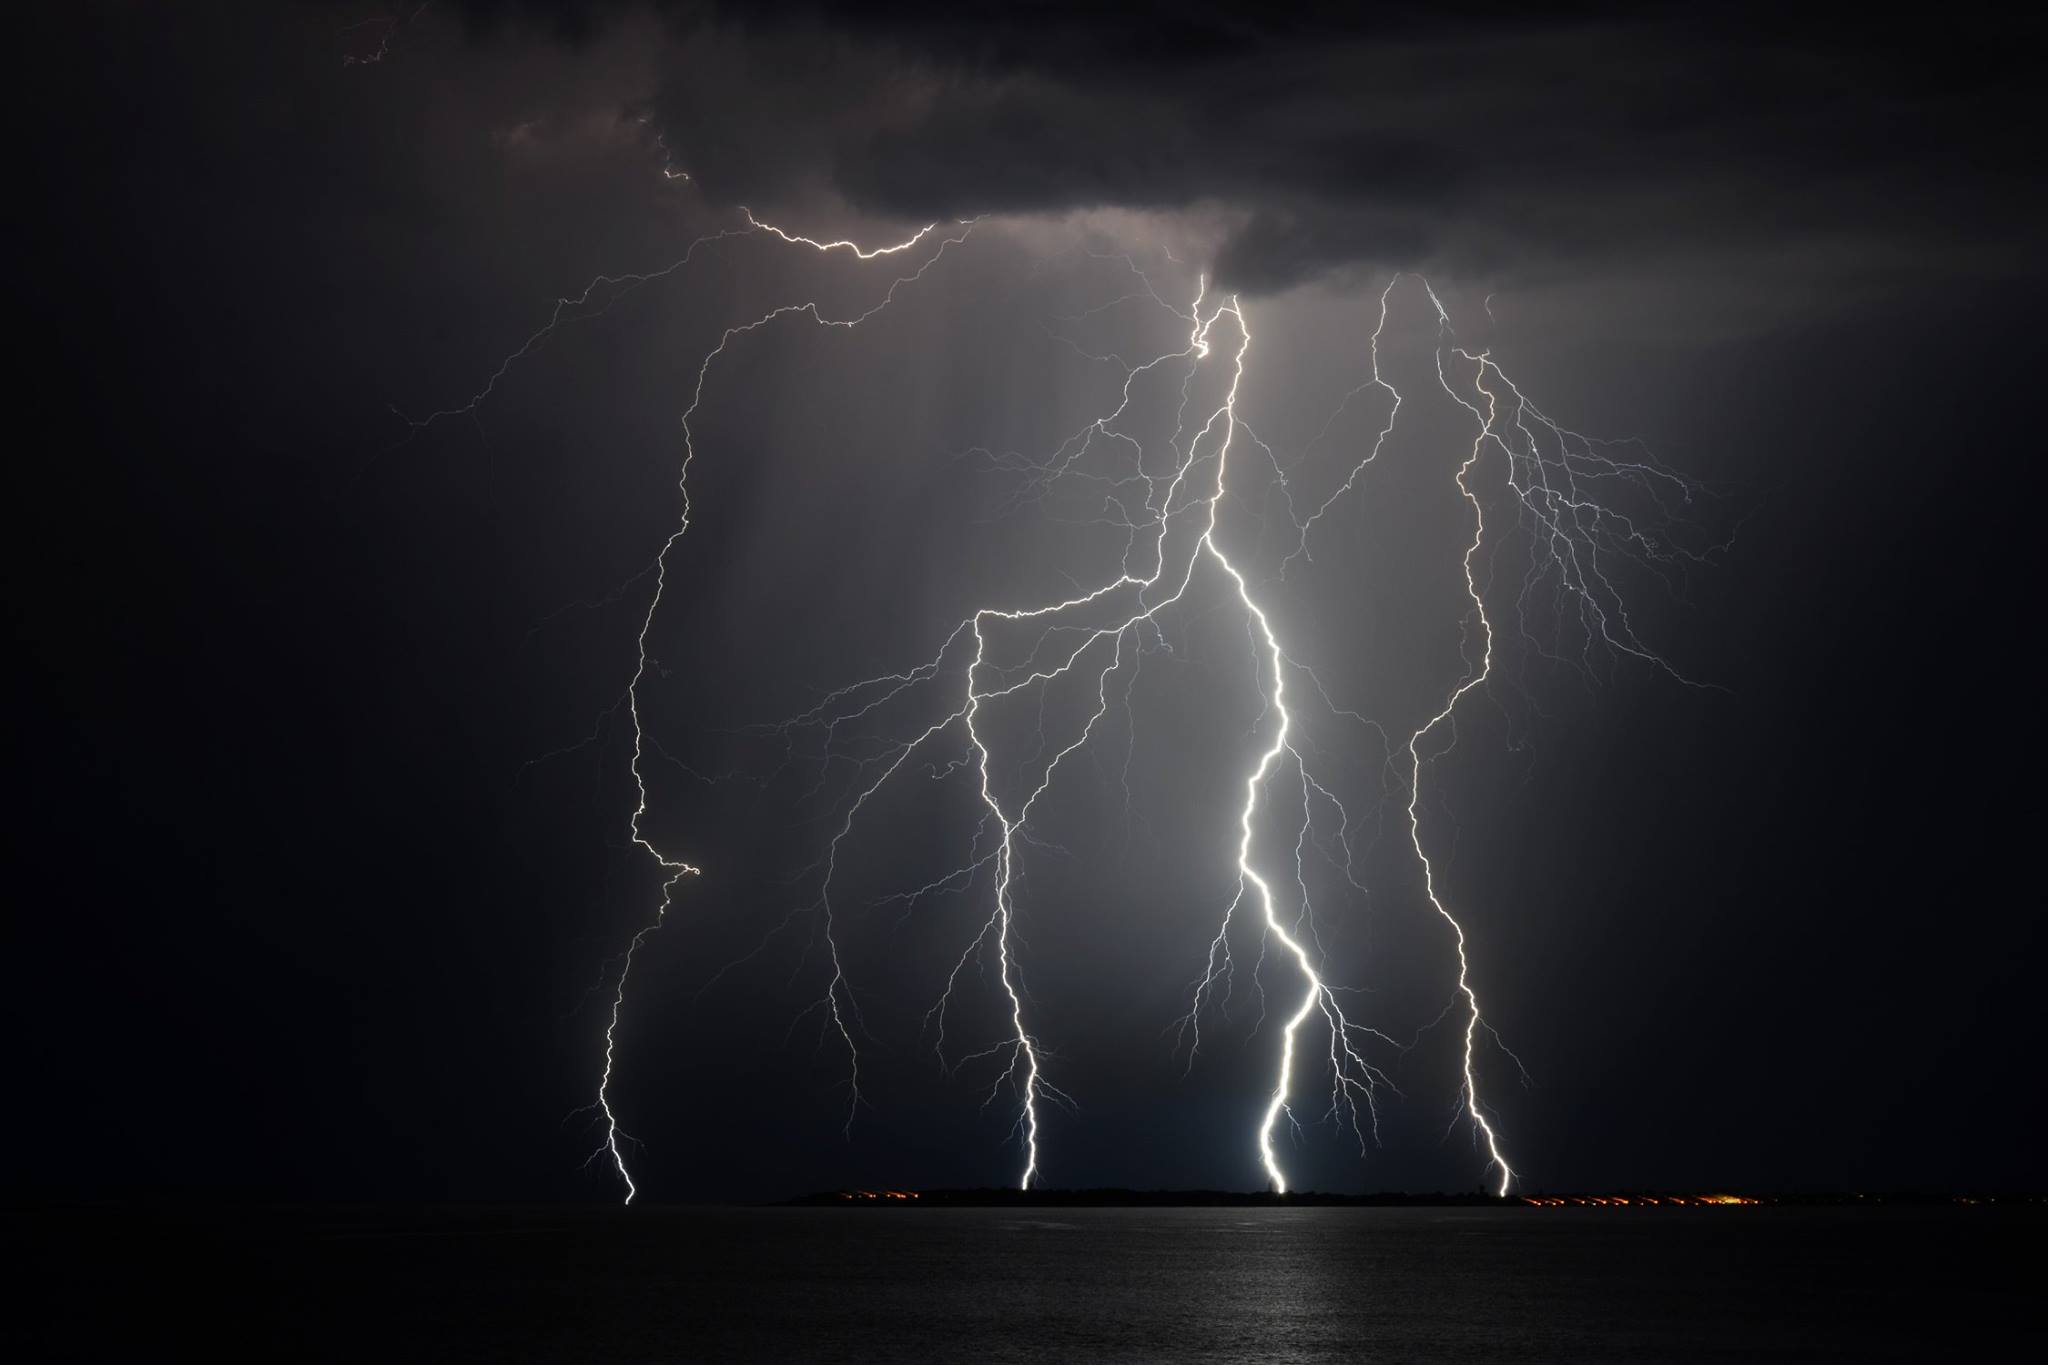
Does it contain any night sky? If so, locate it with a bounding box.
[12,3,2042,1204]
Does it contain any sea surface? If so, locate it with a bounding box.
[13,1204,2039,1361]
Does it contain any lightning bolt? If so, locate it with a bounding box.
[775,278,1407,1192]
[1400,287,1515,1196]
[1388,281,1714,1194]
[762,279,1254,1188]
[423,195,1711,1199]
[428,207,974,1202]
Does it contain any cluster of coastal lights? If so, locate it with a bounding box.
[1522,1194,1758,1207]
[837,1190,922,1201]
[420,197,1703,1204]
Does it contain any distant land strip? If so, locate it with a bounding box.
[786,1189,2045,1208]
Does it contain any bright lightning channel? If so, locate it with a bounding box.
[769,278,1407,1193]
[428,203,1710,1201]
[426,207,970,1203]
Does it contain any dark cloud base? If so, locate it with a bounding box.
[429,2,2041,294]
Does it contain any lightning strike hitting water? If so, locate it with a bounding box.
[424,204,1711,1201]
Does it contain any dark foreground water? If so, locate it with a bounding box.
[12,1204,2040,1361]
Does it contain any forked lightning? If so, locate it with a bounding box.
[423,204,1708,1201]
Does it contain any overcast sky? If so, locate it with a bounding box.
[10,2,2042,1201]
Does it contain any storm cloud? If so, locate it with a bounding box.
[431,2,2039,297]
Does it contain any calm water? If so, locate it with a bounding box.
[15,1204,2039,1361]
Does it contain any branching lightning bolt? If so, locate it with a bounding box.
[422,189,1712,1200]
[431,207,973,1201]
